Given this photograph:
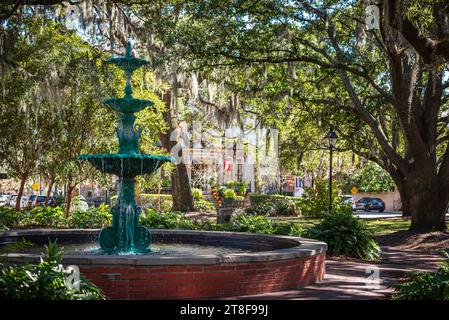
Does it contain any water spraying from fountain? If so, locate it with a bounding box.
[79,41,172,254]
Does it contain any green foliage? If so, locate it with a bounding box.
[69,204,112,229]
[226,181,248,196]
[223,189,236,199]
[249,194,300,216]
[229,212,275,234]
[0,207,23,228]
[21,206,66,228]
[70,196,89,212]
[392,251,449,300]
[305,208,381,261]
[298,179,344,218]
[0,239,33,255]
[139,209,199,230]
[0,240,105,300]
[341,162,395,193]
[193,198,216,213]
[191,188,203,200]
[139,194,173,212]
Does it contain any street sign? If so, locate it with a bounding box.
[31,182,39,191]
[351,186,358,195]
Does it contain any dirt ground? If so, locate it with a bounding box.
[376,230,449,253]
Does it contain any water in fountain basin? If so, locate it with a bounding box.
[15,242,255,256]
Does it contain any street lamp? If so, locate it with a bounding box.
[324,130,338,213]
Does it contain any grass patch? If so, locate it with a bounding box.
[270,216,413,236]
[364,218,411,236]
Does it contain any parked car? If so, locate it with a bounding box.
[28,195,57,207]
[341,195,355,209]
[353,197,385,212]
[0,194,10,206]
[8,195,28,208]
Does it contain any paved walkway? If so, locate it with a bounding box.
[230,246,443,300]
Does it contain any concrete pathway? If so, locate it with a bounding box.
[355,211,403,219]
[230,246,443,300]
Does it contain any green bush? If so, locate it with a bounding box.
[249,194,300,216]
[297,179,345,218]
[70,196,89,212]
[21,206,66,228]
[305,208,381,261]
[223,189,236,199]
[272,222,305,236]
[392,251,449,300]
[191,188,203,200]
[228,212,274,234]
[69,204,112,229]
[139,194,173,212]
[0,241,105,300]
[0,207,23,228]
[139,209,199,230]
[193,198,216,213]
[226,181,248,195]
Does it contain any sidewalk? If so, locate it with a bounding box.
[229,246,443,300]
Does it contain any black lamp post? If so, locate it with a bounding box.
[324,130,338,213]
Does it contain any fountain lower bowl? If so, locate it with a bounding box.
[78,154,172,177]
[0,229,327,299]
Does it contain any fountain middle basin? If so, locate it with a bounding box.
[0,229,327,299]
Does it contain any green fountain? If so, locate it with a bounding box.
[79,42,171,254]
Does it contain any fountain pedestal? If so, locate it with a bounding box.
[79,42,171,253]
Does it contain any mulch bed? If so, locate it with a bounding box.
[376,230,449,253]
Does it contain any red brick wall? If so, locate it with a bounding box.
[79,253,325,299]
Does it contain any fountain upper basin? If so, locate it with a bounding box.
[78,153,172,177]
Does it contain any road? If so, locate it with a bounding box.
[354,211,402,219]
[354,211,449,219]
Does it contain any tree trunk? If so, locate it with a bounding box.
[65,185,75,217]
[395,171,447,231]
[15,174,27,211]
[159,89,194,212]
[44,176,55,206]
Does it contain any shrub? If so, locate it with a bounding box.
[305,208,381,261]
[69,204,112,229]
[228,212,274,234]
[0,241,105,300]
[297,179,345,218]
[223,189,236,199]
[21,206,66,228]
[249,194,300,216]
[139,194,173,212]
[0,207,23,228]
[226,181,248,196]
[392,251,449,300]
[194,198,216,213]
[139,209,199,230]
[70,196,89,212]
[191,188,203,200]
[272,223,305,236]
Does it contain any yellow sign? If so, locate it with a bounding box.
[351,186,358,195]
[31,182,39,191]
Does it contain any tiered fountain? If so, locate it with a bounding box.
[78,42,172,253]
[0,42,327,299]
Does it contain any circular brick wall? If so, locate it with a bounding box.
[80,253,325,299]
[0,229,327,299]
